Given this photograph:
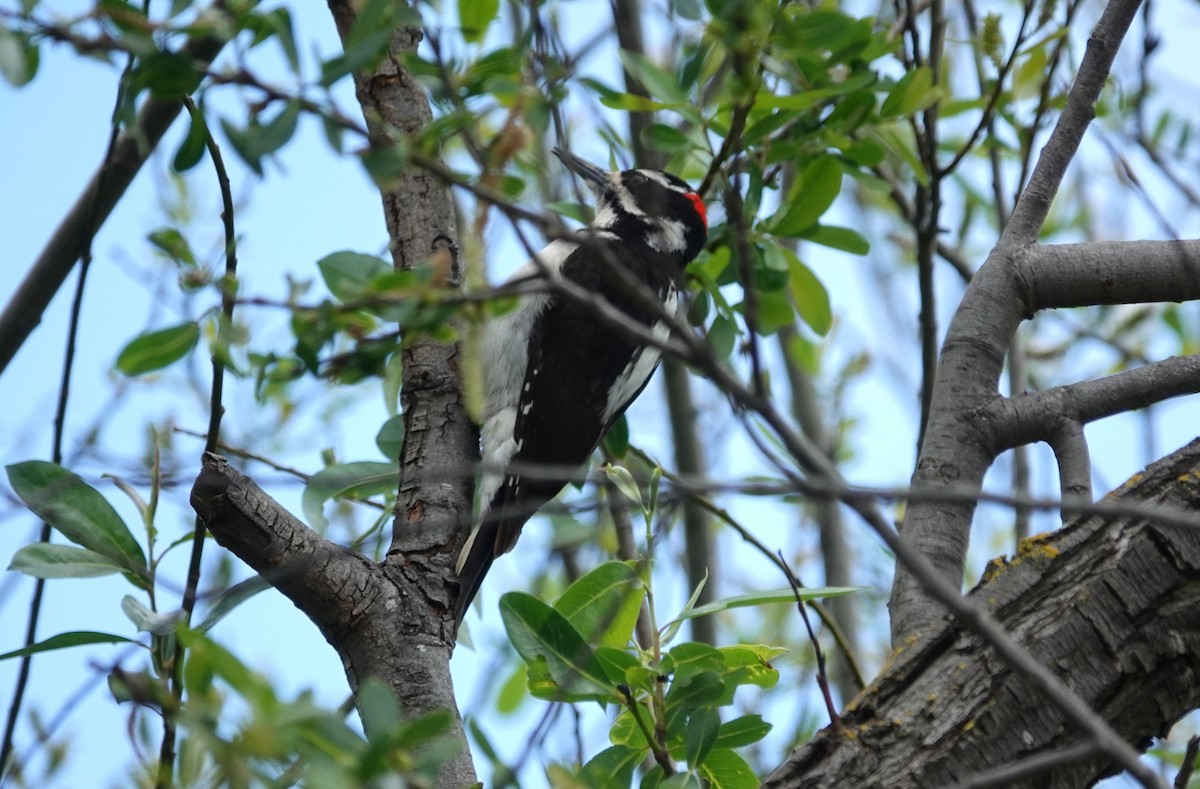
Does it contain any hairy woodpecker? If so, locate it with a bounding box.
[453,148,708,627]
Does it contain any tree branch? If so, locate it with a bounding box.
[1025,240,1200,309]
[190,453,476,784]
[0,7,229,375]
[766,439,1200,788]
[987,354,1200,449]
[1003,0,1142,245]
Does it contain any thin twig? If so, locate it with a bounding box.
[0,42,132,780]
[157,95,238,789]
[778,551,841,732]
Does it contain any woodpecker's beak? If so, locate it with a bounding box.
[553,147,610,188]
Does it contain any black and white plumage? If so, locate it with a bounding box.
[452,148,708,627]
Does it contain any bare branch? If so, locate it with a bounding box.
[1047,419,1092,503]
[0,5,230,375]
[1004,0,1142,245]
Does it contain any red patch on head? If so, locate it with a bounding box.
[686,192,707,228]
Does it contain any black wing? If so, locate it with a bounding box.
[453,242,677,624]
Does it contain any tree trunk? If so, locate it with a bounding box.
[765,438,1200,788]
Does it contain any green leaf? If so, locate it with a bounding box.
[302,461,397,529]
[130,50,201,96]
[714,714,772,748]
[375,415,405,461]
[603,465,642,509]
[663,642,723,682]
[0,630,138,662]
[1013,45,1047,101]
[499,592,615,701]
[318,251,392,302]
[255,100,301,156]
[618,49,689,104]
[173,107,209,172]
[196,576,270,633]
[609,706,651,749]
[881,65,941,118]
[357,676,402,740]
[147,227,197,266]
[699,748,758,789]
[116,322,201,376]
[801,224,871,255]
[219,118,264,176]
[320,27,392,87]
[8,543,125,579]
[661,773,703,789]
[495,661,528,714]
[6,462,148,581]
[0,25,38,87]
[579,745,642,789]
[120,595,184,635]
[594,646,641,689]
[459,0,499,43]
[664,671,725,711]
[642,123,693,153]
[554,561,643,648]
[750,289,796,336]
[766,157,843,237]
[707,315,737,360]
[670,586,861,624]
[602,414,630,459]
[783,249,833,336]
[684,708,721,768]
[873,125,928,186]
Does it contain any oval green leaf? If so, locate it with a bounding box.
[0,630,139,662]
[459,0,499,43]
[6,461,148,582]
[301,461,397,529]
[317,251,392,302]
[8,542,124,579]
[699,748,758,789]
[116,321,200,376]
[767,157,843,237]
[499,592,614,701]
[685,707,721,769]
[554,561,644,649]
[782,248,833,336]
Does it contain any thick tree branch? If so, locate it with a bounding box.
[191,454,476,785]
[324,0,472,615]
[1026,240,1200,309]
[1046,420,1092,503]
[987,354,1200,449]
[890,0,1188,639]
[766,439,1200,788]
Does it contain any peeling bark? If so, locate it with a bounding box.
[766,439,1200,788]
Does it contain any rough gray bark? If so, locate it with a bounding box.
[893,239,1200,643]
[190,3,479,785]
[191,455,477,786]
[765,438,1200,788]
